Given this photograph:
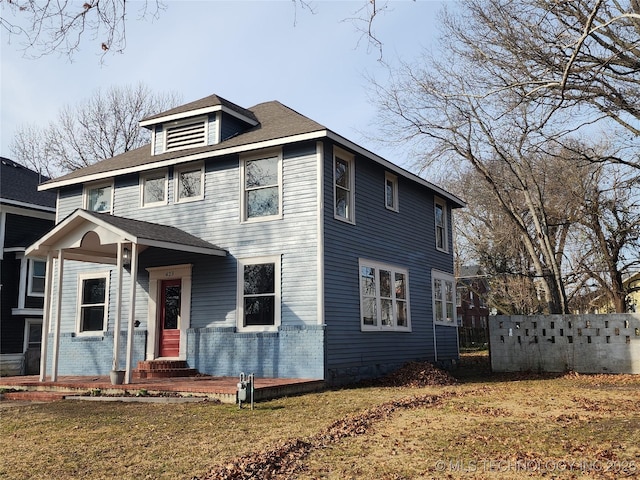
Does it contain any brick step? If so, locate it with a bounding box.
[2,391,67,402]
[136,360,189,371]
[133,368,198,379]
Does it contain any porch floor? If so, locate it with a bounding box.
[0,374,325,404]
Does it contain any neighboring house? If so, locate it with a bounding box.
[1,158,56,375]
[591,272,640,314]
[456,265,490,348]
[27,94,465,385]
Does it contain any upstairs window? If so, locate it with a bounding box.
[435,197,448,252]
[359,259,410,332]
[385,172,398,211]
[334,147,355,223]
[85,182,113,213]
[141,170,168,207]
[164,117,207,152]
[433,270,456,326]
[175,163,204,203]
[77,273,109,334]
[27,259,46,296]
[241,150,282,221]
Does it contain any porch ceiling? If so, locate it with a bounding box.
[25,209,227,262]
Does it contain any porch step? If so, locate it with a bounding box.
[2,391,67,402]
[133,360,199,379]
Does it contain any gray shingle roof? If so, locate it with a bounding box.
[1,157,56,208]
[141,94,258,124]
[42,100,326,187]
[83,210,226,253]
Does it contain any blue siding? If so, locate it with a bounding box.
[220,112,249,141]
[322,140,458,383]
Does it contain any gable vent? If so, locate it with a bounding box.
[165,118,207,151]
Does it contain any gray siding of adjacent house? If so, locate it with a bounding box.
[321,140,458,383]
[48,141,324,378]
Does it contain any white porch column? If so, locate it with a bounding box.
[39,252,54,382]
[112,243,125,372]
[124,243,138,384]
[51,248,64,382]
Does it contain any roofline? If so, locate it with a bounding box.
[38,129,466,208]
[0,197,56,213]
[139,105,259,129]
[325,131,467,208]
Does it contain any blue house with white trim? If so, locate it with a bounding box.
[27,94,465,385]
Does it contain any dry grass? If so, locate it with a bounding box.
[1,356,639,479]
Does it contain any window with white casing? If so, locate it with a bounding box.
[27,259,46,297]
[175,163,204,203]
[241,150,282,221]
[141,169,168,207]
[433,270,456,326]
[385,172,399,212]
[84,182,113,213]
[77,273,110,334]
[164,116,208,152]
[435,197,448,252]
[359,259,411,332]
[334,147,355,223]
[237,256,281,331]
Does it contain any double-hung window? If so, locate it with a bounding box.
[84,182,113,213]
[27,259,46,296]
[435,197,448,251]
[334,147,355,223]
[175,163,204,203]
[433,270,456,326]
[238,256,281,330]
[241,150,282,221]
[385,172,399,211]
[359,259,410,332]
[141,170,168,207]
[77,273,110,334]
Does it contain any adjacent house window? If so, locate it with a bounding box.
[385,172,398,211]
[433,270,456,326]
[84,182,113,213]
[359,259,410,332]
[241,150,282,221]
[175,163,204,203]
[334,148,355,223]
[27,259,46,296]
[141,170,168,206]
[77,273,109,333]
[238,256,281,330]
[435,197,448,251]
[164,117,207,152]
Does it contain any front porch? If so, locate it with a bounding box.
[0,373,325,404]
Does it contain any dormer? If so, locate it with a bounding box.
[139,94,259,156]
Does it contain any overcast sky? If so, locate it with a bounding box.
[1,1,445,169]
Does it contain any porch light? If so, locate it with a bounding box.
[123,247,131,266]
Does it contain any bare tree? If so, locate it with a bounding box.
[10,83,182,176]
[2,0,164,58]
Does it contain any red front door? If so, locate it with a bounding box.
[159,279,181,358]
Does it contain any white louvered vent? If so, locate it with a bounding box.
[165,118,207,151]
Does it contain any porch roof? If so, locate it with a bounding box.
[26,209,227,261]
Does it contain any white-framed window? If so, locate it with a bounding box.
[77,272,110,334]
[84,181,113,213]
[385,172,399,212]
[237,256,281,331]
[175,162,204,203]
[164,116,208,152]
[334,147,355,223]
[241,149,282,222]
[27,259,46,297]
[140,169,168,207]
[435,197,448,252]
[359,259,411,332]
[433,270,456,326]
